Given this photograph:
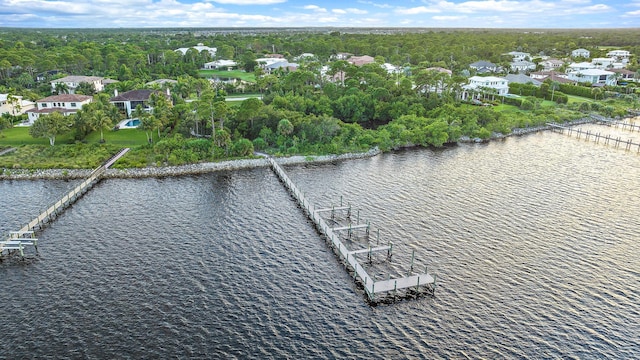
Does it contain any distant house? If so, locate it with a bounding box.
[567,62,595,72]
[294,53,316,61]
[381,63,401,74]
[264,61,298,74]
[609,68,637,83]
[470,61,500,74]
[606,50,631,60]
[510,60,536,73]
[540,59,564,71]
[348,55,375,66]
[50,75,105,94]
[530,71,574,84]
[505,73,541,86]
[507,51,531,61]
[174,43,217,57]
[203,60,238,70]
[568,69,616,86]
[26,94,92,124]
[256,57,289,69]
[571,49,590,58]
[109,89,170,117]
[146,79,178,87]
[461,76,509,100]
[0,94,35,116]
[331,52,352,60]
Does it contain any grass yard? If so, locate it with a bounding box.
[84,128,155,146]
[0,127,75,146]
[566,94,593,104]
[198,69,256,83]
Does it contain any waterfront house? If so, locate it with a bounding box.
[510,60,536,73]
[505,73,541,86]
[203,60,238,70]
[606,50,631,60]
[109,89,170,117]
[567,62,595,72]
[461,76,509,100]
[540,59,564,71]
[0,94,35,116]
[26,94,92,124]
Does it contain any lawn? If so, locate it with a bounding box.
[0,127,75,146]
[198,69,256,83]
[84,128,155,146]
[566,94,593,104]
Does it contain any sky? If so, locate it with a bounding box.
[0,0,638,29]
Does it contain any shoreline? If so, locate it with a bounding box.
[0,115,616,181]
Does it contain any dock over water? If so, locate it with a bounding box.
[1,148,130,259]
[548,123,640,152]
[265,156,435,303]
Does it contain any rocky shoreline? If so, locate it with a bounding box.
[0,147,382,180]
[0,115,616,181]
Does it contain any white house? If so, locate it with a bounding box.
[568,69,616,86]
[567,62,595,72]
[256,57,289,69]
[508,51,531,61]
[606,50,630,60]
[25,94,92,124]
[0,94,35,116]
[571,48,590,58]
[203,59,238,70]
[540,59,564,71]
[50,75,105,94]
[462,76,509,100]
[591,58,617,69]
[510,60,536,72]
[174,43,217,57]
[470,60,500,74]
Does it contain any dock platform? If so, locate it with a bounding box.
[265,155,435,303]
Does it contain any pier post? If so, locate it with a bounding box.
[410,249,415,274]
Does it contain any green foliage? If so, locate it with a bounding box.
[29,112,69,146]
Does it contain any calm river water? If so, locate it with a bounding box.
[1,124,639,359]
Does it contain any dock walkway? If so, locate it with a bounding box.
[265,155,435,303]
[548,123,640,152]
[1,148,130,258]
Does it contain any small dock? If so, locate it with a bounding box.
[548,123,640,152]
[265,156,435,303]
[1,148,130,259]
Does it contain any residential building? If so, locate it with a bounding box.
[505,74,541,86]
[507,51,531,61]
[606,50,631,60]
[540,59,564,71]
[174,43,217,57]
[469,60,500,74]
[591,58,617,69]
[510,60,536,72]
[109,89,170,117]
[530,71,574,84]
[347,55,375,66]
[567,62,595,72]
[25,94,92,124]
[264,62,298,74]
[50,75,105,94]
[461,76,509,100]
[567,69,616,86]
[146,79,178,87]
[0,94,35,116]
[571,48,590,58]
[609,69,637,83]
[331,52,352,60]
[256,57,289,69]
[203,60,238,70]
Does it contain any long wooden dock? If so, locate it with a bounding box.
[548,123,640,152]
[1,148,130,259]
[265,156,435,303]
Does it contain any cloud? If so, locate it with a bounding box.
[332,8,368,14]
[395,6,440,15]
[303,5,327,12]
[432,15,468,21]
[207,0,285,4]
[622,10,640,16]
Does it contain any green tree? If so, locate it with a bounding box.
[91,110,114,143]
[29,112,68,146]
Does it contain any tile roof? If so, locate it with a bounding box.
[110,89,163,102]
[37,94,92,103]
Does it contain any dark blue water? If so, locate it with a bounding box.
[1,125,639,359]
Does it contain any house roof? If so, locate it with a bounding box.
[52,75,103,83]
[110,89,162,102]
[576,69,614,76]
[470,60,497,68]
[265,62,298,70]
[146,79,178,86]
[37,94,92,103]
[26,107,80,114]
[537,76,575,84]
[609,68,635,75]
[469,76,507,83]
[505,74,541,86]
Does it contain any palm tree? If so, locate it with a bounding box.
[91,110,113,143]
[550,81,560,102]
[54,82,69,95]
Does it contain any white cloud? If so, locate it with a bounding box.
[207,0,285,4]
[395,6,440,15]
[303,5,327,12]
[333,7,368,14]
[432,15,468,21]
[622,9,640,16]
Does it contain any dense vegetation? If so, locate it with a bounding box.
[0,28,638,169]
